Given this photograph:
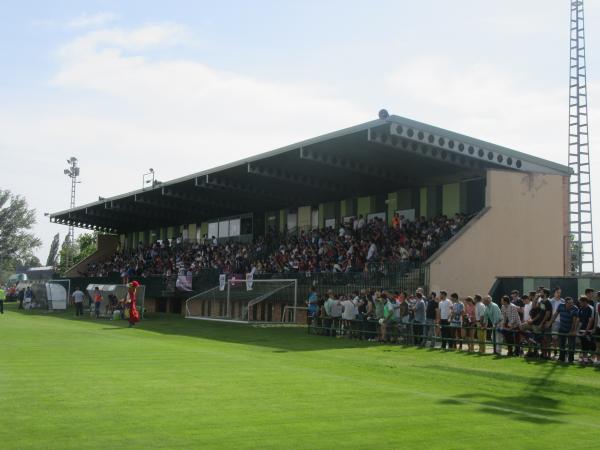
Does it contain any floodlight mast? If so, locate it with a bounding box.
[64,157,80,268]
[569,0,594,274]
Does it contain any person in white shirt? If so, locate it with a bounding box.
[438,291,453,350]
[522,294,532,322]
[367,242,377,261]
[550,288,565,357]
[356,215,365,231]
[72,287,85,317]
[341,296,356,338]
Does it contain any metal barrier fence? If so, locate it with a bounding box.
[307,320,599,362]
[62,265,429,302]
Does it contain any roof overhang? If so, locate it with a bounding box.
[49,115,571,233]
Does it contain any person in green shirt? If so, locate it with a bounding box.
[374,291,385,320]
[483,295,503,354]
[379,293,396,342]
[0,284,6,314]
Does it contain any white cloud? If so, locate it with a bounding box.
[4,24,600,264]
[68,12,118,29]
[58,23,187,58]
[0,23,369,260]
[385,55,600,260]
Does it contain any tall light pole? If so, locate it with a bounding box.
[64,157,80,268]
[568,0,594,274]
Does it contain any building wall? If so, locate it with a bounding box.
[428,169,568,296]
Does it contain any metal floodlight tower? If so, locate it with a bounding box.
[63,156,80,268]
[568,0,594,274]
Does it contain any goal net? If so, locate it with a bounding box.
[185,278,298,324]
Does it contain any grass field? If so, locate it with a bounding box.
[1,303,600,449]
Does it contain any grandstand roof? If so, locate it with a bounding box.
[50,114,571,233]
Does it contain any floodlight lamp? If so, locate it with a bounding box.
[149,168,154,173]
[378,109,390,119]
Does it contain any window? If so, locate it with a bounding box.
[208,222,218,239]
[287,211,297,231]
[229,218,241,237]
[218,221,229,238]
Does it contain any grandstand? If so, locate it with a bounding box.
[49,112,571,318]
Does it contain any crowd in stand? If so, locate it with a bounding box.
[307,286,600,365]
[83,213,469,278]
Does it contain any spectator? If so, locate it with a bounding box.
[84,213,471,278]
[93,286,102,319]
[438,291,452,350]
[307,288,319,327]
[549,297,579,363]
[538,289,553,360]
[330,295,343,337]
[72,287,85,317]
[483,295,502,354]
[413,292,426,346]
[463,296,475,352]
[424,292,438,348]
[17,288,24,310]
[449,293,463,350]
[379,293,396,342]
[522,294,532,322]
[549,288,565,358]
[594,292,600,366]
[475,294,487,354]
[323,291,336,336]
[341,295,357,338]
[24,286,33,311]
[578,296,595,364]
[500,295,521,356]
[511,290,524,320]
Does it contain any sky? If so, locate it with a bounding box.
[1,0,600,265]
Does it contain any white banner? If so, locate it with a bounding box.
[176,274,193,292]
[246,273,254,291]
[219,274,226,291]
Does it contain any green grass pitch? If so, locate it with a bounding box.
[1,303,599,449]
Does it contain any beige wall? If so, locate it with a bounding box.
[428,169,568,296]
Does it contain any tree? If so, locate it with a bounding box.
[57,232,97,274]
[46,233,60,267]
[0,189,42,280]
[76,232,97,263]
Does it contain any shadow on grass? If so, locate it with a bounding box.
[425,363,594,423]
[7,303,377,352]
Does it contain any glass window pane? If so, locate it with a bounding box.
[208,222,218,239]
[229,219,241,236]
[218,220,229,238]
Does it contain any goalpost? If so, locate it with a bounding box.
[185,278,298,324]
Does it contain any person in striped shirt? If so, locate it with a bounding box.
[501,295,521,357]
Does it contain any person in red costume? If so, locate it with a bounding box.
[127,281,140,327]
